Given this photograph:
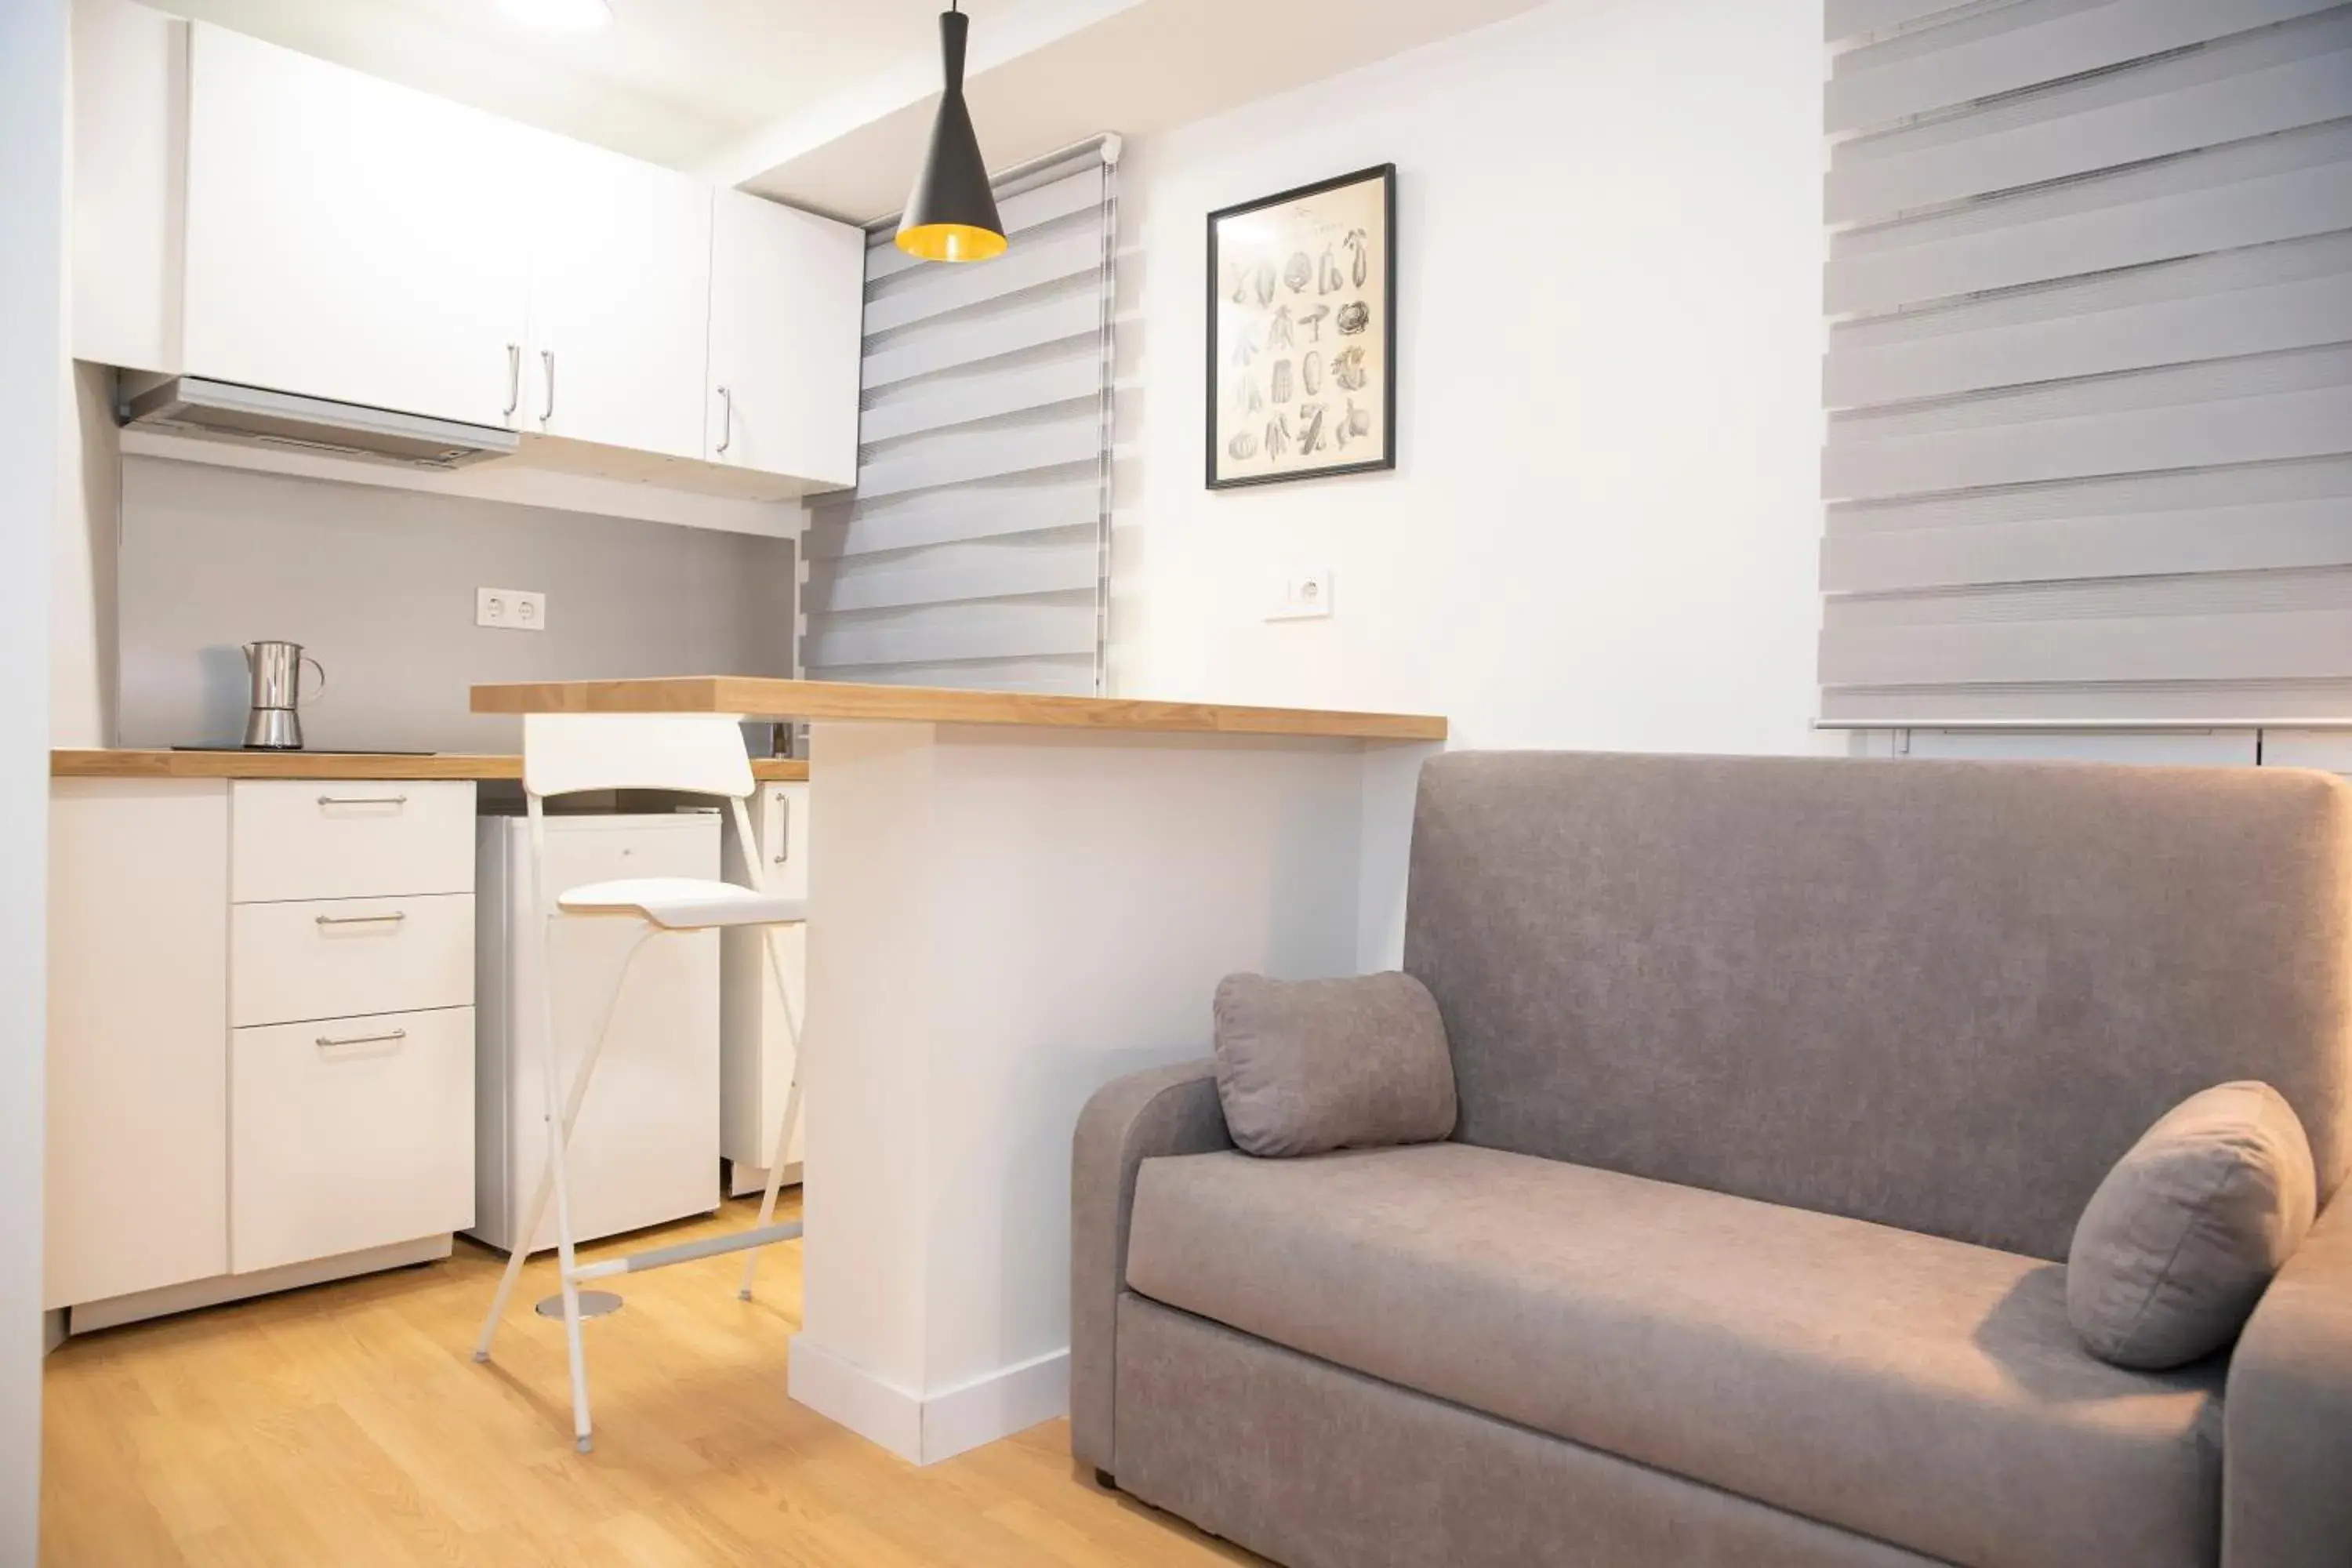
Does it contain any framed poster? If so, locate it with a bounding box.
[1206,163,1396,490]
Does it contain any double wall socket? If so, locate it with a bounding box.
[477,586,546,631]
[1266,566,1334,621]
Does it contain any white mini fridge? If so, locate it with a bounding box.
[472,811,722,1255]
[721,779,808,1197]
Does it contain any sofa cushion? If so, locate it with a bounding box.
[1403,751,2352,1262]
[2069,1080,2318,1370]
[1127,1142,2225,1568]
[1212,971,1457,1157]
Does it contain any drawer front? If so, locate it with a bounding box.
[232,780,475,902]
[231,1006,474,1275]
[232,894,474,1027]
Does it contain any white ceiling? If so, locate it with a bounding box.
[733,0,1549,220]
[148,0,1039,167]
[148,0,1544,217]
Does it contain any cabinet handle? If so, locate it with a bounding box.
[316,911,406,927]
[316,1028,407,1050]
[716,385,734,456]
[503,343,522,418]
[541,349,556,426]
[771,793,787,862]
[317,793,407,808]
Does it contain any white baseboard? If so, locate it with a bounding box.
[789,1335,922,1459]
[789,1335,1069,1466]
[67,1234,453,1334]
[920,1348,1070,1465]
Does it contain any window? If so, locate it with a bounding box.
[800,143,1117,696]
[1820,2,2352,735]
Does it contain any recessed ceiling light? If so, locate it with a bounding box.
[496,0,612,31]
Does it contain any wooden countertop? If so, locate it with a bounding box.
[470,677,1449,743]
[52,750,810,782]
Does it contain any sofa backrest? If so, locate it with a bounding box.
[1403,751,2352,1262]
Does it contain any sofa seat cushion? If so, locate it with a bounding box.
[1126,1142,2226,1568]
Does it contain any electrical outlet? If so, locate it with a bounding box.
[477,587,547,632]
[1265,566,1334,621]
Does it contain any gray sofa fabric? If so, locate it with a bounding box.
[1115,1293,1947,1568]
[2069,1081,2318,1370]
[2225,1196,2352,1566]
[1067,1058,1229,1472]
[1126,1142,2223,1568]
[1073,753,2352,1568]
[1212,971,1457,1156]
[1403,752,2352,1262]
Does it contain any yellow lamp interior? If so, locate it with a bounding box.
[896,223,1008,263]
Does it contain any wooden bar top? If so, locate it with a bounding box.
[52,750,810,782]
[470,677,1448,743]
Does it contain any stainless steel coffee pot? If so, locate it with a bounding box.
[242,641,326,750]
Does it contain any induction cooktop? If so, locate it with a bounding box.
[170,746,438,755]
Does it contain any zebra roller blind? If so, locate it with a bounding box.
[801,147,1116,695]
[1820,0,2352,727]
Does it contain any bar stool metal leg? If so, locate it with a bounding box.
[739,917,806,1301]
[473,924,653,1365]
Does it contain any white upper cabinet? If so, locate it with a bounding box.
[708,187,864,490]
[78,9,867,490]
[183,25,533,430]
[525,136,713,460]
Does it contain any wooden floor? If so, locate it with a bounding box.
[42,1195,1263,1567]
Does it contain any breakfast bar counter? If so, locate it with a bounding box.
[470,677,1446,1464]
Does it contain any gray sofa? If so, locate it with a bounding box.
[1071,751,2352,1568]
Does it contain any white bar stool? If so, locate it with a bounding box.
[471,713,808,1454]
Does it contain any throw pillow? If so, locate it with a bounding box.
[2067,1080,2317,1369]
[1211,971,1457,1158]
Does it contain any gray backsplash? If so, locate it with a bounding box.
[117,456,796,754]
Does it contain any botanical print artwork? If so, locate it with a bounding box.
[1207,165,1396,488]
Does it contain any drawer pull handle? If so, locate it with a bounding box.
[316,1028,407,1050]
[317,793,408,808]
[315,911,406,927]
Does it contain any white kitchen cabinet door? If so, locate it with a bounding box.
[230,779,477,903]
[71,0,184,373]
[232,1006,475,1275]
[525,136,712,459]
[706,188,863,487]
[182,24,532,428]
[46,780,230,1310]
[231,894,476,1028]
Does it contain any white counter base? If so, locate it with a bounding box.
[789,1335,1071,1467]
[793,720,1433,1464]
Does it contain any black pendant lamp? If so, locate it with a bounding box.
[896,2,1007,263]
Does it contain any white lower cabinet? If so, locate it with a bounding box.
[46,775,479,1331]
[231,1007,475,1276]
[231,894,474,1028]
[230,779,477,902]
[46,779,231,1312]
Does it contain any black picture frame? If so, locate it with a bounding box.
[1205,163,1397,491]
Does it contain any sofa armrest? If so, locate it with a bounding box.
[1069,1059,1232,1472]
[2225,1194,2352,1566]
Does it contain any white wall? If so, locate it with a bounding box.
[1110,0,1828,754]
[0,0,66,1552]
